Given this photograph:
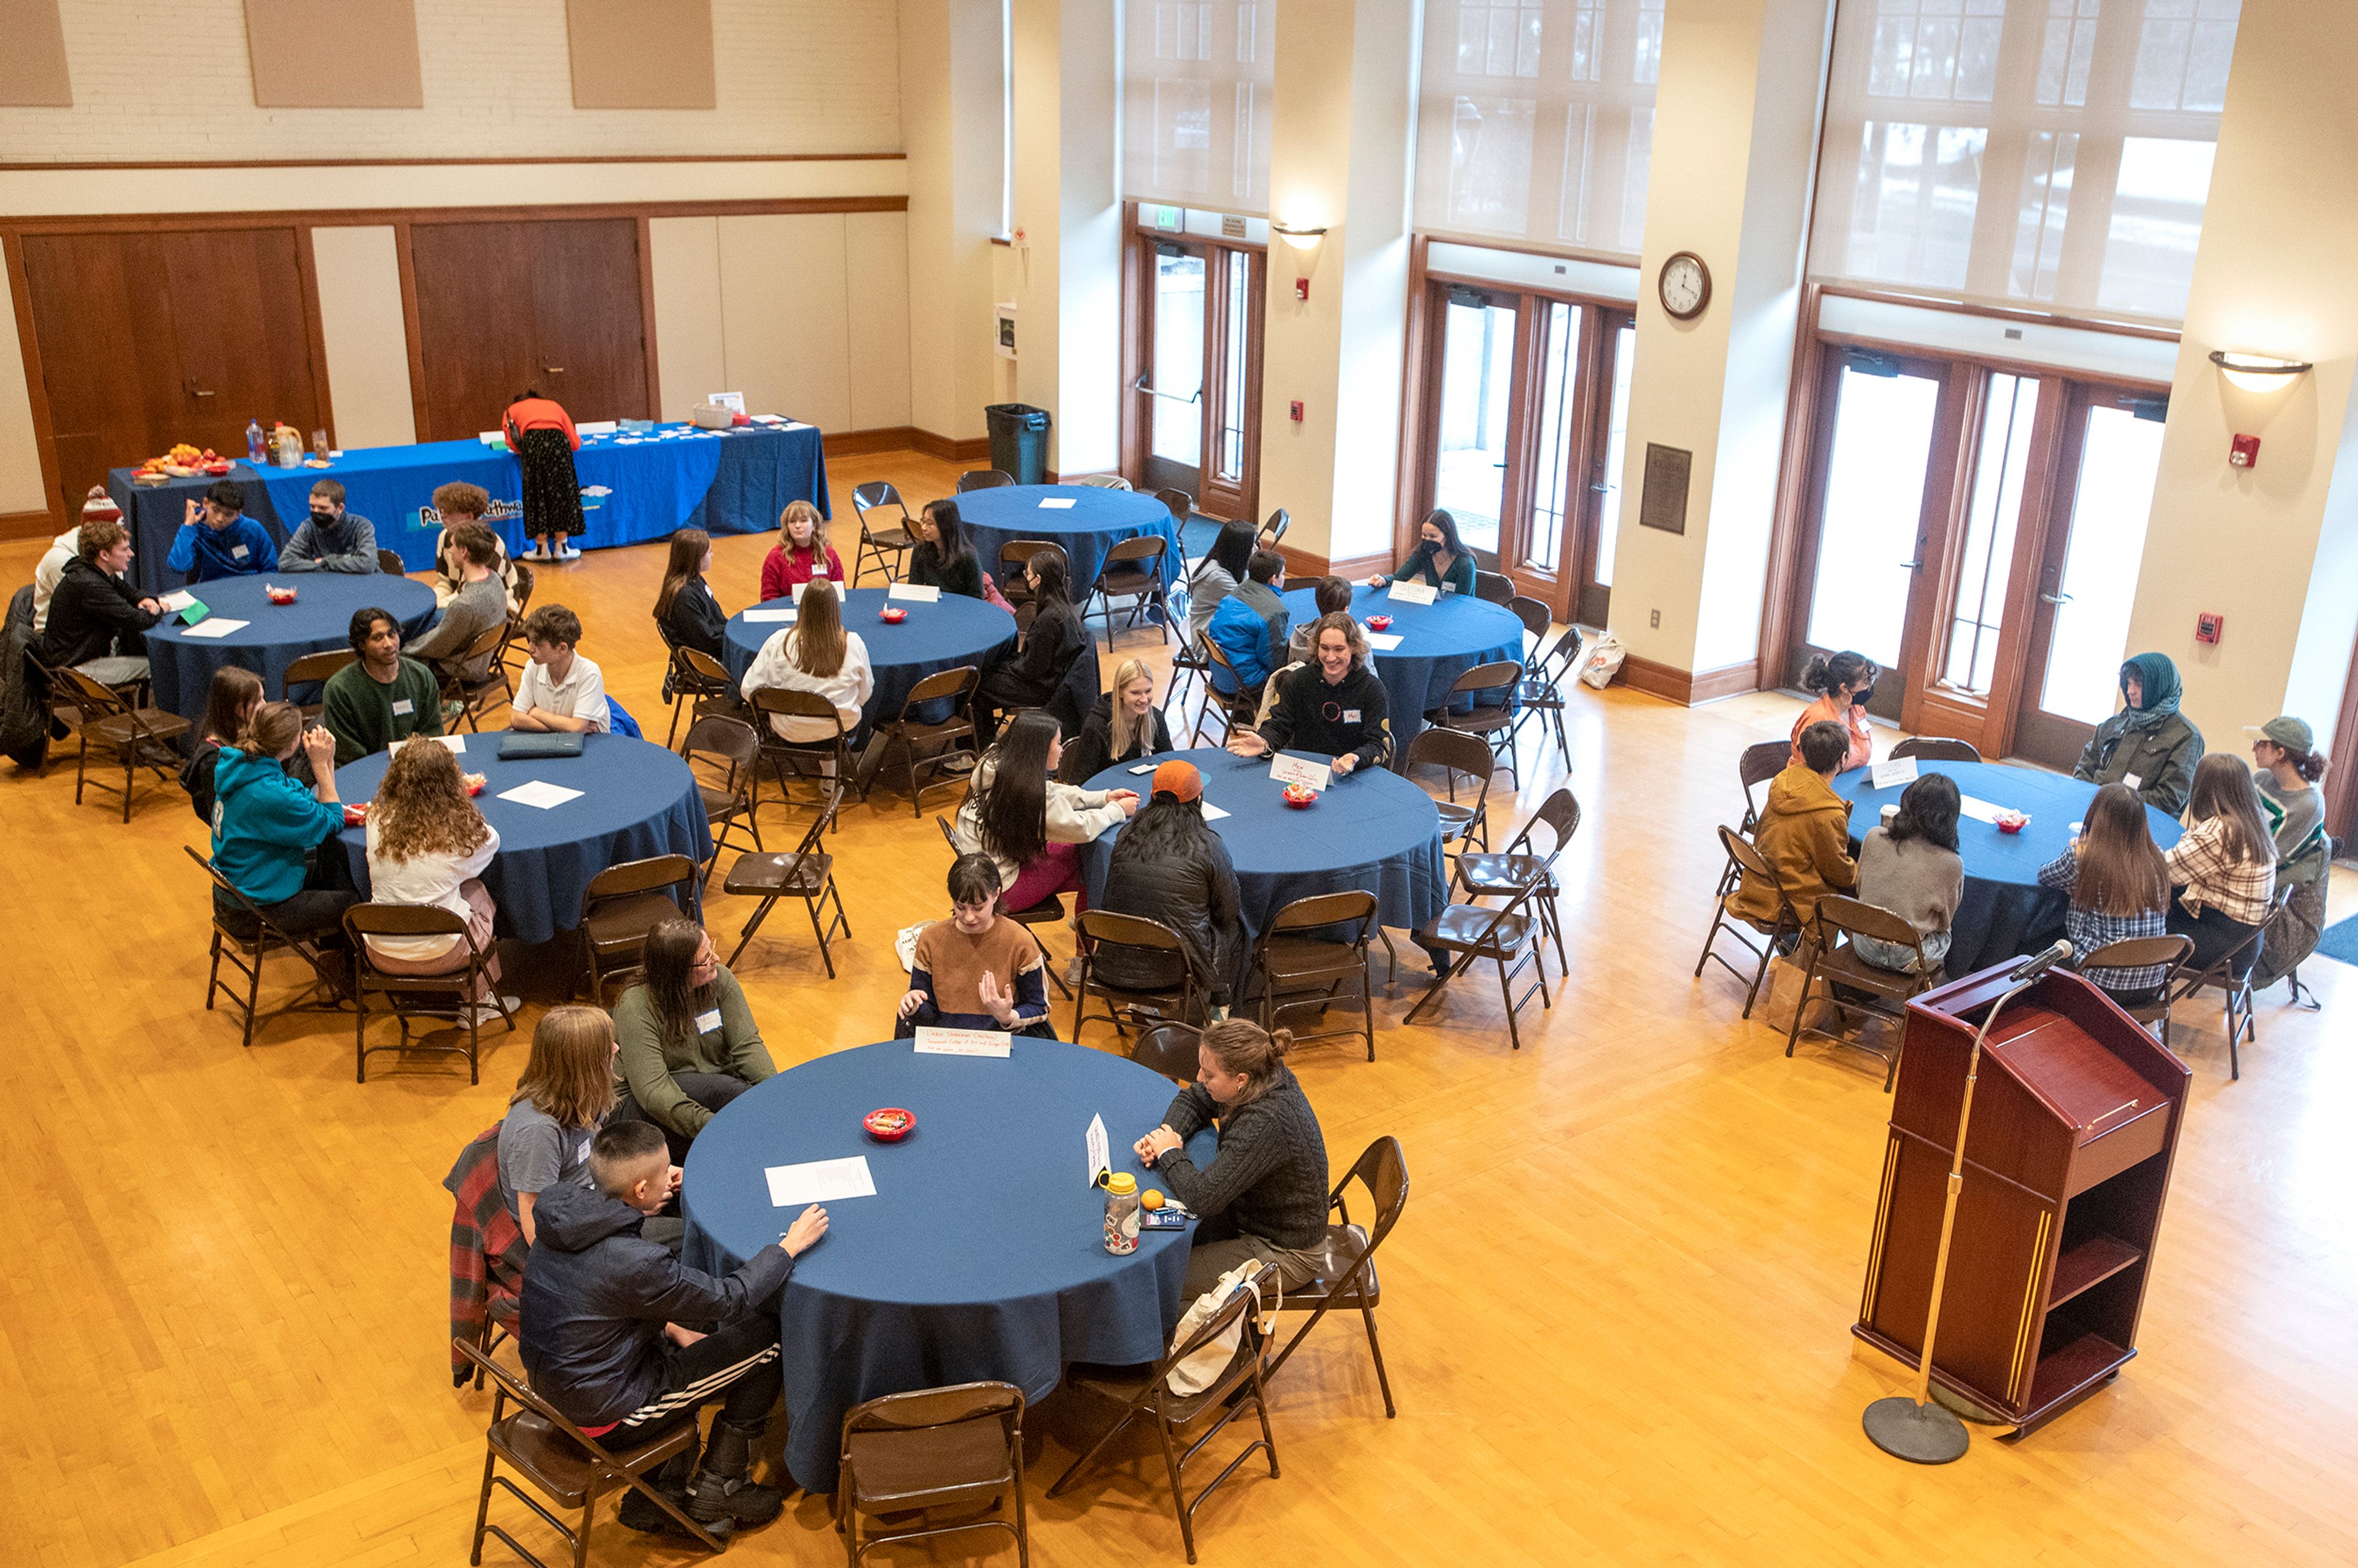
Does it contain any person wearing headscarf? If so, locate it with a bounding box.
[2072,652,2204,815]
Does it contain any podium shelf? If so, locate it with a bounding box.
[2029,1330,2131,1410]
[2047,1234,2143,1309]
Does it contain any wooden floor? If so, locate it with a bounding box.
[6,448,2356,1567]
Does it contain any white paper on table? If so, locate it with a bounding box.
[1869,757,1918,790]
[156,590,196,613]
[387,734,466,758]
[752,414,786,425]
[1386,581,1438,606]
[765,1155,876,1208]
[1037,497,1077,510]
[1086,1114,1111,1189]
[1199,802,1231,821]
[914,1026,1013,1058]
[784,421,816,432]
[181,618,250,638]
[742,608,798,623]
[575,420,618,435]
[1269,754,1333,791]
[1957,795,2012,825]
[497,780,586,810]
[1363,631,1404,651]
[889,583,942,604]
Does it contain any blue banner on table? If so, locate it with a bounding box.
[107,422,828,594]
[143,574,440,725]
[1282,583,1523,767]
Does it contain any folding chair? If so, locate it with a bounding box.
[281,647,357,720]
[185,845,346,1047]
[452,1337,728,1564]
[344,903,515,1085]
[1048,1282,1280,1565]
[959,468,1016,492]
[1781,895,1943,1092]
[938,816,1073,998]
[437,623,515,732]
[1405,861,1553,1050]
[1263,1135,1407,1418]
[747,686,854,828]
[2079,934,2195,1046]
[996,538,1069,609]
[1156,488,1195,529]
[1507,605,1579,767]
[1473,569,1514,605]
[52,664,192,820]
[1693,825,1799,1018]
[1130,1020,1202,1082]
[443,1122,523,1391]
[1259,507,1290,547]
[681,715,763,889]
[851,481,916,585]
[1424,659,1523,781]
[577,855,698,1001]
[1452,786,1580,976]
[1889,735,1981,763]
[1735,739,1792,838]
[376,548,408,576]
[722,785,850,975]
[1074,909,1202,1042]
[1073,473,1133,489]
[837,1382,1027,1567]
[660,633,739,748]
[1255,890,1391,1062]
[871,666,981,817]
[1189,639,1262,747]
[1404,726,1497,857]
[2165,889,2284,1080]
[1168,626,1217,714]
[1091,534,1173,648]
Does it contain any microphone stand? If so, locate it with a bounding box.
[1862,944,2069,1464]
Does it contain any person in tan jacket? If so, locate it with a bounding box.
[1732,720,1859,931]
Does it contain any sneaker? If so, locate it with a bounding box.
[521,543,550,562]
[941,753,976,774]
[687,1472,786,1528]
[1064,954,1086,987]
[558,544,583,562]
[470,996,521,1024]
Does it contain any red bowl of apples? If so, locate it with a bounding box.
[1366,615,1393,632]
[265,584,297,605]
[880,607,908,624]
[203,460,232,476]
[864,1106,916,1141]
[1282,784,1320,809]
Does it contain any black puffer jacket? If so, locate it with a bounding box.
[1057,691,1175,784]
[518,1180,795,1427]
[1096,805,1245,1006]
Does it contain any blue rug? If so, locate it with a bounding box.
[2315,914,2358,969]
[1178,516,1220,562]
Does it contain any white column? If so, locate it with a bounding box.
[901,0,1009,448]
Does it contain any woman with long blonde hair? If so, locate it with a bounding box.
[739,578,873,759]
[760,499,842,601]
[1058,656,1173,783]
[498,1005,625,1248]
[363,739,508,1008]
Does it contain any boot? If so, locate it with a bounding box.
[617,1449,705,1537]
[687,1418,787,1529]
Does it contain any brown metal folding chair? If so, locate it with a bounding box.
[1255,890,1391,1061]
[958,468,1016,492]
[871,666,981,817]
[836,1382,1027,1567]
[344,902,516,1085]
[1736,738,1792,837]
[53,663,192,820]
[2080,934,2196,1045]
[852,481,915,584]
[661,637,739,748]
[281,647,357,720]
[1473,568,1514,605]
[1452,786,1581,976]
[682,713,764,890]
[747,686,854,828]
[2163,888,2284,1079]
[1405,861,1553,1051]
[1405,726,1497,856]
[1889,735,1981,763]
[1693,824,1798,1018]
[1091,534,1173,648]
[1130,1020,1203,1082]
[1781,894,1944,1092]
[577,854,698,1001]
[185,845,347,1046]
[1424,658,1524,781]
[722,785,850,976]
[1074,909,1202,1042]
[1263,1135,1407,1418]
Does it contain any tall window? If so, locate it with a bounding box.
[1122,1,1277,216]
[1413,0,1663,255]
[1810,0,2242,322]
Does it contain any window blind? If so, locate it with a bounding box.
[1412,0,1664,257]
[1808,0,2242,324]
[1121,0,1277,218]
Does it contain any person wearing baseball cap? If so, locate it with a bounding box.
[2246,715,2332,998]
[1094,758,1247,1018]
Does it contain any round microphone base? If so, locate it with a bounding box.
[1863,1395,1969,1464]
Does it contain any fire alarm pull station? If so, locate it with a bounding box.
[2197,612,2225,645]
[1290,400,1304,423]
[2230,433,2260,468]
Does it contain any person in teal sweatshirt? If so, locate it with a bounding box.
[1365,509,1477,597]
[168,480,279,583]
[210,699,354,942]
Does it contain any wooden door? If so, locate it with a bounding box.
[162,228,322,459]
[529,219,648,425]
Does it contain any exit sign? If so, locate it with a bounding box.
[1151,204,1181,229]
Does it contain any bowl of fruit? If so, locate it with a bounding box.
[343,802,371,826]
[462,772,487,796]
[1366,615,1393,632]
[265,584,297,605]
[880,607,908,624]
[1282,783,1319,809]
[863,1106,916,1142]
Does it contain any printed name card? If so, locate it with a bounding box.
[1199,802,1231,821]
[914,1027,1013,1058]
[1869,757,1918,790]
[1269,754,1333,791]
[741,608,797,623]
[1386,581,1437,606]
[889,583,942,604]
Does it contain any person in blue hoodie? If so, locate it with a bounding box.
[167,480,278,582]
[522,1118,830,1539]
[209,699,353,942]
[1207,548,1290,696]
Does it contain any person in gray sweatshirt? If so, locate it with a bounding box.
[405,522,509,683]
[1851,770,1965,974]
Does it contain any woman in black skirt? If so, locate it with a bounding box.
[505,389,586,562]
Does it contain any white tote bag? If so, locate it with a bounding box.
[1164,1257,1278,1395]
[1579,632,1628,690]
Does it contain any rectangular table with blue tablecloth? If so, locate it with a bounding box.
[108,422,828,594]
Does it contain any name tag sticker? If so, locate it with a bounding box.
[231,544,249,561]
[1342,709,1361,723]
[392,698,414,716]
[694,1008,723,1034]
[2124,772,2143,791]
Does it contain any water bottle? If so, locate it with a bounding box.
[1102,1173,1141,1255]
[246,417,264,463]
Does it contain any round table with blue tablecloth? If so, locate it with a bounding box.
[1833,759,2182,977]
[1080,745,1446,945]
[679,1038,1214,1494]
[951,484,1185,608]
[1282,583,1524,767]
[722,586,1023,732]
[142,572,440,725]
[332,732,711,945]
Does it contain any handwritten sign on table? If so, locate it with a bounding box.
[1386,581,1438,606]
[765,1155,876,1208]
[1269,754,1333,791]
[889,583,942,604]
[1087,1114,1111,1189]
[914,1027,1012,1058]
[742,607,797,623]
[1869,757,1918,790]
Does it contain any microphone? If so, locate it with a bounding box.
[2007,939,2073,983]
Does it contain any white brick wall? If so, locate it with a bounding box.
[0,0,903,161]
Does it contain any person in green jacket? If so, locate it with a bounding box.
[1365,508,1477,597]
[612,918,778,1157]
[322,607,445,766]
[2073,651,2204,815]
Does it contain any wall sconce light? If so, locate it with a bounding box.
[1271,222,1327,252]
[2208,349,2313,393]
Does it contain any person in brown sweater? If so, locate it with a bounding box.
[895,855,1056,1037]
[1731,720,1859,933]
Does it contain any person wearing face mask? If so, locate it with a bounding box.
[166,479,278,582]
[1789,650,1876,772]
[1226,611,1393,775]
[278,480,378,573]
[1059,657,1173,783]
[1365,509,1477,598]
[34,518,165,683]
[2073,651,2204,815]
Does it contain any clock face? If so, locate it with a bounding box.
[1660,252,1709,319]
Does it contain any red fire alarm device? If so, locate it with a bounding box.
[2197,611,2225,645]
[2230,433,2260,468]
[1289,400,1304,423]
[1294,276,1309,301]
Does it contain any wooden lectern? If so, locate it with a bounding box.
[1854,964,2190,1434]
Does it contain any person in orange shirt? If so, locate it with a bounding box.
[505,389,584,564]
[1790,650,1876,772]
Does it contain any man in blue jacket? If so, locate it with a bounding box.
[521,1120,830,1539]
[1207,549,1290,696]
[167,480,278,582]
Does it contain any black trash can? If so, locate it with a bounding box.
[984,403,1052,484]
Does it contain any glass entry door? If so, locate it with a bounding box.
[1432,286,1518,554]
[1132,234,1264,519]
[1140,242,1207,497]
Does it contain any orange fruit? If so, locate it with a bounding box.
[1141,1189,1164,1211]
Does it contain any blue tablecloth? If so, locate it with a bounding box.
[679,1039,1215,1493]
[107,422,828,594]
[951,485,1185,602]
[722,588,1022,731]
[1282,583,1523,766]
[332,732,711,945]
[141,573,440,724]
[1080,745,1446,942]
[1834,759,2183,977]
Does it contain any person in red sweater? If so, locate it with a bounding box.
[505,389,584,563]
[758,501,844,602]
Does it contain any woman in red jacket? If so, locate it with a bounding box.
[758,500,844,602]
[505,389,585,564]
